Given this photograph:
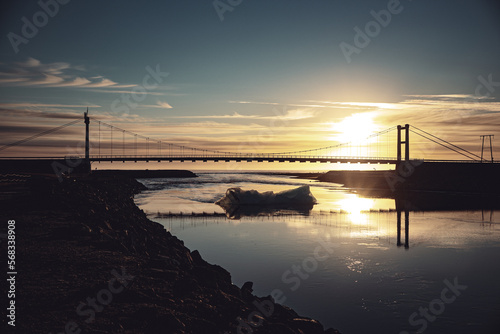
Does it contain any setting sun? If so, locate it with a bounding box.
[330,113,381,144]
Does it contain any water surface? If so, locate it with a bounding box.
[135,173,500,334]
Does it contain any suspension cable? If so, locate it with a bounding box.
[0,119,81,152]
[410,130,479,161]
[91,120,398,158]
[411,126,482,160]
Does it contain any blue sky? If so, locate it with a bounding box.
[1,0,500,159]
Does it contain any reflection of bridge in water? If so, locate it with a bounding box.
[153,210,403,248]
[396,203,410,249]
[151,197,499,250]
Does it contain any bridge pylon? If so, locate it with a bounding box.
[84,109,91,172]
[480,134,494,163]
[397,124,410,165]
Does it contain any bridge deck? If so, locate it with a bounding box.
[89,156,399,164]
[0,156,491,164]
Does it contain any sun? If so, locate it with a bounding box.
[331,113,380,144]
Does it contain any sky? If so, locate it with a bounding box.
[1,0,500,163]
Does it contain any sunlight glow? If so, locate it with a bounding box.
[338,196,374,214]
[338,196,375,225]
[330,113,381,144]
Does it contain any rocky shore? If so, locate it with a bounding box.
[0,174,339,334]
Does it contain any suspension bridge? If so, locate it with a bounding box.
[0,111,494,172]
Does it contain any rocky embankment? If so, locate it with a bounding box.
[0,174,339,334]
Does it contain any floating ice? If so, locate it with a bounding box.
[215,185,317,219]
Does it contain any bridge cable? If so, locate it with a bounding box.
[410,130,479,161]
[91,118,399,158]
[410,126,482,160]
[0,119,81,152]
[266,125,398,156]
[98,121,101,156]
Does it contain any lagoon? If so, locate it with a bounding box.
[135,172,500,334]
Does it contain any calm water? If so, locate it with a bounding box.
[134,173,500,334]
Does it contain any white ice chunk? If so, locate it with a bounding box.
[215,185,317,207]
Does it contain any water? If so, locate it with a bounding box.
[134,172,500,334]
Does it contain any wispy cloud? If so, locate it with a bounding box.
[0,58,135,89]
[170,108,318,120]
[229,100,280,106]
[0,103,101,109]
[229,100,331,108]
[142,101,173,109]
[2,94,499,158]
[0,108,83,120]
[306,95,500,119]
[87,89,165,95]
[403,94,494,101]
[398,96,500,115]
[0,103,102,119]
[303,100,402,111]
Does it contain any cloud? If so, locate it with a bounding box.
[303,100,402,111]
[142,101,174,109]
[157,101,173,109]
[330,102,399,109]
[0,123,77,137]
[2,94,499,159]
[229,100,331,109]
[170,109,318,120]
[0,103,104,122]
[0,108,85,120]
[16,57,70,74]
[229,100,280,106]
[403,94,494,101]
[87,89,164,95]
[0,103,101,109]
[0,58,136,89]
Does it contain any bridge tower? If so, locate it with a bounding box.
[397,124,410,164]
[480,134,494,163]
[84,109,90,171]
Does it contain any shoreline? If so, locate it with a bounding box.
[0,173,339,334]
[92,169,198,178]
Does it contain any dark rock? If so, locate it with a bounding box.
[241,281,253,293]
[0,174,340,334]
[292,318,325,332]
[241,281,254,301]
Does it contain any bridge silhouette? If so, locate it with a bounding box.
[0,111,494,169]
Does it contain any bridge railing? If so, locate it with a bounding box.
[88,154,399,160]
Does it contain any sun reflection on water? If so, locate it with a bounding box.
[337,196,375,225]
